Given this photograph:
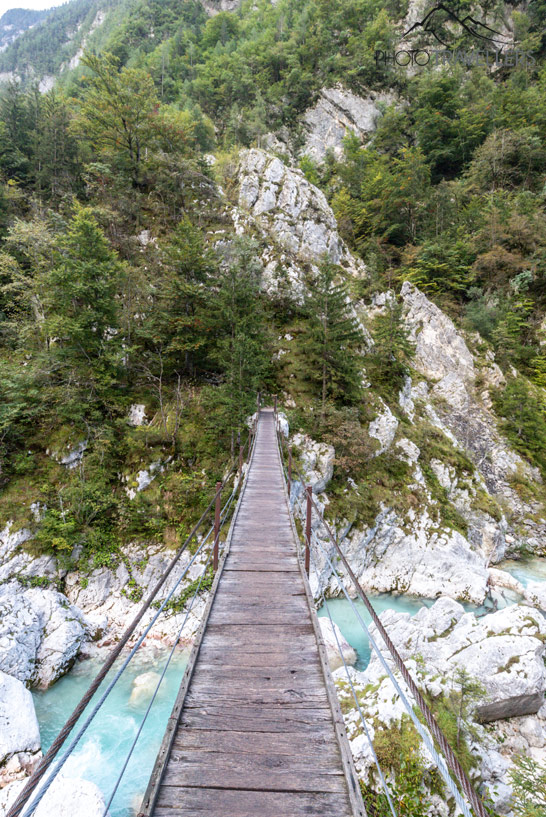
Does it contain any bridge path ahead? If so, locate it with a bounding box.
[142,408,364,817]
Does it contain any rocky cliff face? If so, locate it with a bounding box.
[229,146,544,609]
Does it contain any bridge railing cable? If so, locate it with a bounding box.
[306,530,398,817]
[7,430,255,817]
[101,544,216,817]
[276,428,488,817]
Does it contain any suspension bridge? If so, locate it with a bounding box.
[6,406,489,817]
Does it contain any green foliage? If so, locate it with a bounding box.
[300,260,365,418]
[366,299,414,398]
[509,754,546,817]
[43,205,124,420]
[401,240,475,297]
[203,237,270,444]
[364,716,437,817]
[153,567,214,615]
[493,377,546,478]
[76,52,196,188]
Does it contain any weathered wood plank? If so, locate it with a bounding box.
[161,754,348,793]
[179,705,336,734]
[154,787,353,816]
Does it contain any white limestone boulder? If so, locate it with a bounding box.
[0,582,90,688]
[319,618,357,671]
[292,433,335,493]
[0,776,109,817]
[0,671,41,787]
[525,580,546,610]
[366,597,546,721]
[340,509,489,605]
[368,404,398,455]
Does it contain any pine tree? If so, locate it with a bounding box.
[300,261,364,419]
[206,238,269,446]
[144,218,215,378]
[368,299,414,397]
[43,206,123,417]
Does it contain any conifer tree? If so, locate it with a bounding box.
[368,299,414,396]
[206,239,269,446]
[43,206,123,418]
[300,261,364,419]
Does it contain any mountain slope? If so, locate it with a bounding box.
[0,7,52,54]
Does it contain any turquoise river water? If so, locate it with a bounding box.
[31,557,546,816]
[32,652,188,817]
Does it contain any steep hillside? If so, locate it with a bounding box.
[0,8,52,54]
[1,0,546,814]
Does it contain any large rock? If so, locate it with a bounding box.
[366,597,546,720]
[237,148,365,276]
[292,433,335,494]
[301,85,395,164]
[0,776,109,817]
[0,523,57,584]
[368,403,398,454]
[400,282,545,552]
[0,582,90,688]
[319,618,357,671]
[401,281,475,385]
[65,543,210,647]
[338,508,489,604]
[0,671,41,787]
[525,580,546,610]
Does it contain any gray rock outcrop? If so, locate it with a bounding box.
[235,148,366,300]
[367,598,546,719]
[0,671,41,788]
[301,85,396,164]
[0,582,91,688]
[319,617,357,671]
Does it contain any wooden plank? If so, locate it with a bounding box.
[161,754,348,793]
[154,788,353,816]
[179,705,336,734]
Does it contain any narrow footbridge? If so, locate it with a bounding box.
[139,408,365,816]
[7,408,490,817]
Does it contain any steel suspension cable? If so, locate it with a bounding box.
[100,426,256,817]
[308,544,397,817]
[7,441,248,817]
[101,547,215,816]
[20,531,214,817]
[306,524,472,817]
[284,446,487,817]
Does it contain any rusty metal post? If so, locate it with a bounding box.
[239,443,244,476]
[287,446,292,497]
[214,481,221,572]
[305,485,312,575]
[273,393,277,415]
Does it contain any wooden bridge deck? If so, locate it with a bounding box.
[140,409,364,817]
